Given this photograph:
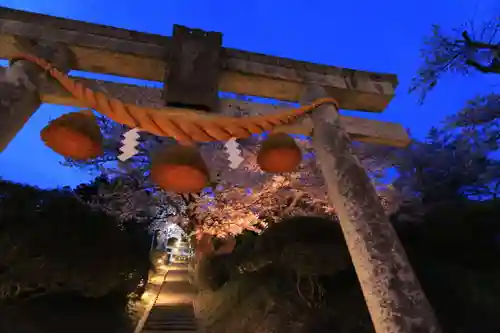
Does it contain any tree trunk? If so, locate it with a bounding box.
[304,85,441,333]
[0,60,43,152]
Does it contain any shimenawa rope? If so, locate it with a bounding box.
[14,53,338,144]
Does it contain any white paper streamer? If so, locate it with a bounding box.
[118,128,140,161]
[224,138,244,169]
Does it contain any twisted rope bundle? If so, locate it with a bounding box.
[15,53,338,144]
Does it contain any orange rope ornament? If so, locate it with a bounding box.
[14,53,339,144]
[40,109,104,160]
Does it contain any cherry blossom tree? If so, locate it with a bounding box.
[411,16,500,148]
[151,221,185,249]
[64,103,400,240]
[411,17,499,103]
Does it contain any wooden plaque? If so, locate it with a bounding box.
[162,25,222,112]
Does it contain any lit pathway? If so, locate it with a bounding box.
[135,262,199,333]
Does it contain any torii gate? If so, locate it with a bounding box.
[0,7,441,333]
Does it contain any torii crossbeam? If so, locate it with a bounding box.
[0,7,410,150]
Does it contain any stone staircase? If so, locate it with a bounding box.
[138,262,199,333]
[142,304,197,332]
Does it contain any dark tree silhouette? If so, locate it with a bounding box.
[411,19,499,103]
[0,180,151,302]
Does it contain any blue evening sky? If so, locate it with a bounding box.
[0,0,498,188]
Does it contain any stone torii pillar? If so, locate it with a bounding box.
[303,85,442,333]
[0,39,73,152]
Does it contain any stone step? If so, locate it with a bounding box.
[143,304,197,332]
[142,331,197,333]
[143,322,198,331]
[139,263,198,333]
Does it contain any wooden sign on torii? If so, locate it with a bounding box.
[0,7,441,333]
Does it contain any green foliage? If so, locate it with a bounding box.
[0,180,151,302]
[197,201,500,332]
[391,127,500,203]
[196,254,232,291]
[446,93,500,127]
[443,93,500,153]
[196,217,352,295]
[245,216,351,275]
[0,292,134,333]
[395,200,500,333]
